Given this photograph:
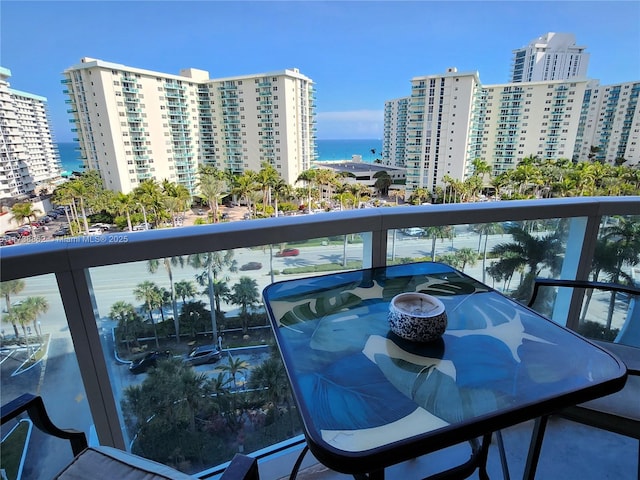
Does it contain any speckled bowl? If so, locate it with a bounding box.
[388,292,448,342]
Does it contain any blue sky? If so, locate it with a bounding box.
[2,1,639,142]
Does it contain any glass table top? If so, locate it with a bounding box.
[262,262,627,471]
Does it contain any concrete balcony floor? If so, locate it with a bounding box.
[283,417,637,479]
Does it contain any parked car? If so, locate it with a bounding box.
[86,227,103,236]
[46,211,59,219]
[4,231,21,239]
[183,345,221,367]
[133,223,152,231]
[129,351,172,374]
[401,227,425,237]
[91,223,111,231]
[17,227,32,236]
[276,248,300,257]
[53,227,70,237]
[0,236,15,246]
[240,261,262,271]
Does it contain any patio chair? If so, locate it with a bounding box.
[524,278,640,479]
[1,393,260,479]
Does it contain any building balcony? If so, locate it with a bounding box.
[0,198,638,480]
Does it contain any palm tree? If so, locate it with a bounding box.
[600,217,640,330]
[454,248,478,272]
[1,279,25,337]
[313,168,338,205]
[256,162,280,214]
[110,301,140,352]
[7,297,49,353]
[22,296,48,339]
[219,354,250,390]
[148,257,185,344]
[272,178,292,217]
[373,171,392,197]
[175,280,197,305]
[491,225,563,300]
[111,192,135,231]
[296,169,318,211]
[198,166,227,223]
[472,223,504,283]
[231,171,258,219]
[228,277,259,334]
[425,226,454,261]
[408,187,431,205]
[188,251,237,340]
[10,202,42,234]
[133,281,161,348]
[134,179,166,226]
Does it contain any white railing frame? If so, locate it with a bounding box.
[1,196,639,467]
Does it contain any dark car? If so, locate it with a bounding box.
[128,351,172,374]
[183,345,222,366]
[53,227,70,237]
[240,261,262,271]
[4,231,21,239]
[275,248,300,257]
[17,227,32,236]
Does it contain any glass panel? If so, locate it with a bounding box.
[1,274,89,478]
[86,237,367,475]
[530,285,639,346]
[387,219,575,301]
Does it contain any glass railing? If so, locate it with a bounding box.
[1,197,638,478]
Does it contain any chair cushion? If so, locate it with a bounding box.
[562,373,640,439]
[54,446,194,479]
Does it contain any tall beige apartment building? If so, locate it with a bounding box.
[469,79,588,176]
[1,67,61,199]
[63,58,316,194]
[384,68,590,194]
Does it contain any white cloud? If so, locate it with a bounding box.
[316,110,384,139]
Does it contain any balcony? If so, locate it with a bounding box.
[0,198,638,480]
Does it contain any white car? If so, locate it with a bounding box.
[133,223,152,231]
[87,227,103,236]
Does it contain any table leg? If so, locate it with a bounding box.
[476,433,492,480]
[523,416,549,480]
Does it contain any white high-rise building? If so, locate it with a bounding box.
[404,68,480,193]
[384,69,590,194]
[511,33,589,83]
[63,58,316,194]
[469,79,588,176]
[0,67,61,199]
[382,97,409,167]
[573,81,640,166]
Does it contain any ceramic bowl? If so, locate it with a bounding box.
[388,292,448,342]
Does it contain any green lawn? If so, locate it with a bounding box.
[1,420,29,480]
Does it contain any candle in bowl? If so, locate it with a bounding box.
[388,292,448,342]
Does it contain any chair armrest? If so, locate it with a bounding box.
[1,393,88,456]
[528,278,640,308]
[593,340,640,374]
[220,454,260,480]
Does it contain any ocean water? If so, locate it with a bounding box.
[58,142,83,174]
[56,138,384,173]
[315,139,383,162]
